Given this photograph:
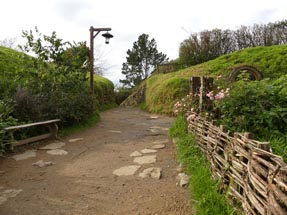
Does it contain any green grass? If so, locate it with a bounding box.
[170,115,242,215]
[145,45,287,115]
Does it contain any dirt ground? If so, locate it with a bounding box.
[0,107,192,215]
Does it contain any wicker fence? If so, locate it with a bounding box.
[187,113,287,215]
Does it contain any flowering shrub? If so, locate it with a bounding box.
[174,93,197,116]
[206,87,230,100]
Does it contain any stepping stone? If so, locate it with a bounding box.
[152,139,169,144]
[148,129,158,133]
[150,144,165,149]
[40,142,65,150]
[139,167,162,179]
[148,115,159,120]
[68,138,84,143]
[133,155,156,165]
[0,189,23,205]
[141,149,157,154]
[47,149,68,156]
[113,165,141,176]
[130,151,142,157]
[12,150,36,161]
[32,160,55,168]
[109,130,122,133]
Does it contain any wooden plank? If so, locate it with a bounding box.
[13,133,53,146]
[5,119,60,131]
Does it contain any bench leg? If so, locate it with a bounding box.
[47,123,59,139]
[7,131,15,151]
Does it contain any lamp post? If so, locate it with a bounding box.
[89,26,113,96]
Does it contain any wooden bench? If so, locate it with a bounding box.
[4,119,61,148]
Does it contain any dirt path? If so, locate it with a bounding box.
[0,107,192,215]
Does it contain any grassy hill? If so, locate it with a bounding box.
[145,45,287,114]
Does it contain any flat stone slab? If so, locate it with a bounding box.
[150,126,169,131]
[152,139,169,144]
[40,142,65,150]
[130,151,142,157]
[141,149,157,154]
[139,167,162,179]
[150,144,165,149]
[47,149,68,156]
[108,130,122,133]
[32,160,55,168]
[148,115,159,120]
[68,138,84,143]
[0,189,23,205]
[133,155,156,165]
[113,165,141,176]
[12,150,36,161]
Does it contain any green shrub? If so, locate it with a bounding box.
[213,76,287,138]
[0,99,18,154]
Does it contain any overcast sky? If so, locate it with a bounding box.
[1,0,287,84]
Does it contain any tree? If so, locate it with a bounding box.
[120,34,168,88]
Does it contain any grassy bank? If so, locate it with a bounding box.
[169,115,242,215]
[145,45,287,115]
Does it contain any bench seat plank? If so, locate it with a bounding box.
[5,119,61,131]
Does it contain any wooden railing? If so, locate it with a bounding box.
[187,113,287,215]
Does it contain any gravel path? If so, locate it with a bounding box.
[0,107,192,215]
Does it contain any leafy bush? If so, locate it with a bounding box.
[0,99,17,154]
[213,76,287,138]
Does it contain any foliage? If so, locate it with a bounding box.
[93,74,115,106]
[169,115,240,215]
[213,77,287,138]
[120,33,168,87]
[179,19,287,67]
[114,87,132,105]
[0,99,18,155]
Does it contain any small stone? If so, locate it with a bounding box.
[113,165,141,176]
[130,151,142,157]
[40,142,65,150]
[172,138,179,144]
[152,139,169,144]
[68,138,84,143]
[0,189,23,205]
[176,173,190,187]
[149,115,159,119]
[139,167,162,179]
[0,171,5,176]
[176,163,184,172]
[47,149,68,156]
[109,130,122,133]
[12,150,36,161]
[141,149,157,154]
[133,155,156,165]
[150,144,165,149]
[32,160,55,168]
[148,129,158,133]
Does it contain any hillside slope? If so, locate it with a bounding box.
[144,45,287,114]
[0,46,114,102]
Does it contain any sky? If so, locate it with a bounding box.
[1,0,287,85]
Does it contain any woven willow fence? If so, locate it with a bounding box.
[187,113,287,215]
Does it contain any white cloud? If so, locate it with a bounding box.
[1,0,287,84]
